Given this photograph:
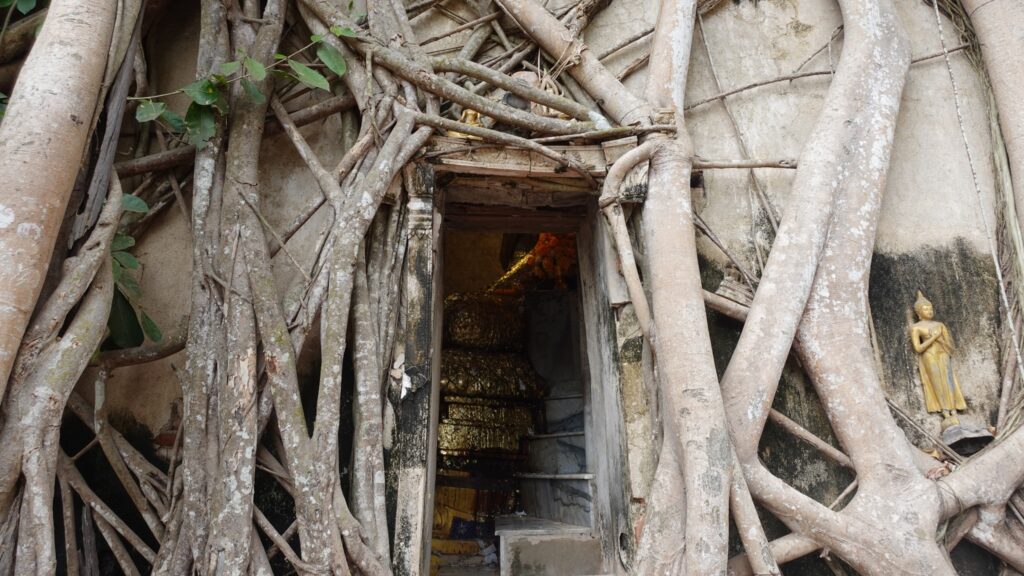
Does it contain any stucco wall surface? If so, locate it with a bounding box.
[589,0,1003,444]
[92,0,1006,511]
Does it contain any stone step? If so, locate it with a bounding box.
[495,516,603,576]
[436,567,499,576]
[515,473,594,528]
[542,395,584,433]
[524,432,586,474]
[524,431,585,440]
[544,393,584,401]
[515,472,594,480]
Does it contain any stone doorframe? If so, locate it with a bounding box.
[391,135,642,576]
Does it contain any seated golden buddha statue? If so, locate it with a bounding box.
[445,108,483,140]
[911,291,967,430]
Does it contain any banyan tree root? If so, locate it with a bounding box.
[0,182,122,575]
[530,0,1024,572]
[2,0,1024,573]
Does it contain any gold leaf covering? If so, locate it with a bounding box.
[444,293,525,351]
[440,349,545,399]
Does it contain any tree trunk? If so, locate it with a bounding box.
[0,184,121,575]
[961,0,1024,236]
[0,0,118,399]
[0,0,1022,573]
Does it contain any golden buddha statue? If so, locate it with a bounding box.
[911,291,967,430]
[445,108,483,140]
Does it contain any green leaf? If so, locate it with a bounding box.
[119,274,142,298]
[135,100,166,123]
[111,234,135,251]
[330,25,357,37]
[161,109,186,133]
[185,103,216,148]
[121,195,150,213]
[316,44,347,78]
[241,78,266,104]
[212,90,230,115]
[183,78,220,106]
[274,53,288,60]
[111,258,123,282]
[0,1,14,8]
[310,33,323,43]
[244,56,267,81]
[15,0,34,14]
[141,311,163,342]
[288,59,330,92]
[219,60,241,76]
[113,251,140,270]
[104,287,143,350]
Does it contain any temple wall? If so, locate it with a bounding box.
[596,0,1004,475]
[85,3,1007,571]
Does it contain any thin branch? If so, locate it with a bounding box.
[113,94,357,177]
[363,42,595,134]
[694,158,797,169]
[92,513,141,576]
[768,409,853,468]
[236,189,311,281]
[597,26,654,61]
[686,43,970,112]
[430,55,605,124]
[266,520,299,560]
[533,123,676,143]
[58,470,80,576]
[60,452,157,563]
[730,448,781,576]
[616,52,649,81]
[419,12,500,45]
[696,16,779,230]
[96,321,187,369]
[407,108,598,186]
[598,140,658,339]
[253,507,322,574]
[92,368,165,539]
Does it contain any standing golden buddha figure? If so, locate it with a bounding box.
[911,291,967,430]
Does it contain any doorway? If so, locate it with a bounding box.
[428,223,599,576]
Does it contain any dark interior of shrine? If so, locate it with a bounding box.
[430,228,589,575]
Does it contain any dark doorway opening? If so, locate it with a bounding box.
[430,224,597,576]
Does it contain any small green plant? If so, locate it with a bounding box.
[104,194,162,349]
[0,0,37,15]
[132,27,355,149]
[0,91,7,122]
[114,25,358,346]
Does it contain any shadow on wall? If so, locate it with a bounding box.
[869,238,1001,439]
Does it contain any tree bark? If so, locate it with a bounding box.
[0,0,117,400]
[961,0,1024,237]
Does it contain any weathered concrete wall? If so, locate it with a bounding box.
[674,0,1003,445]
[590,0,1004,572]
[590,0,1004,499]
[83,1,1008,572]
